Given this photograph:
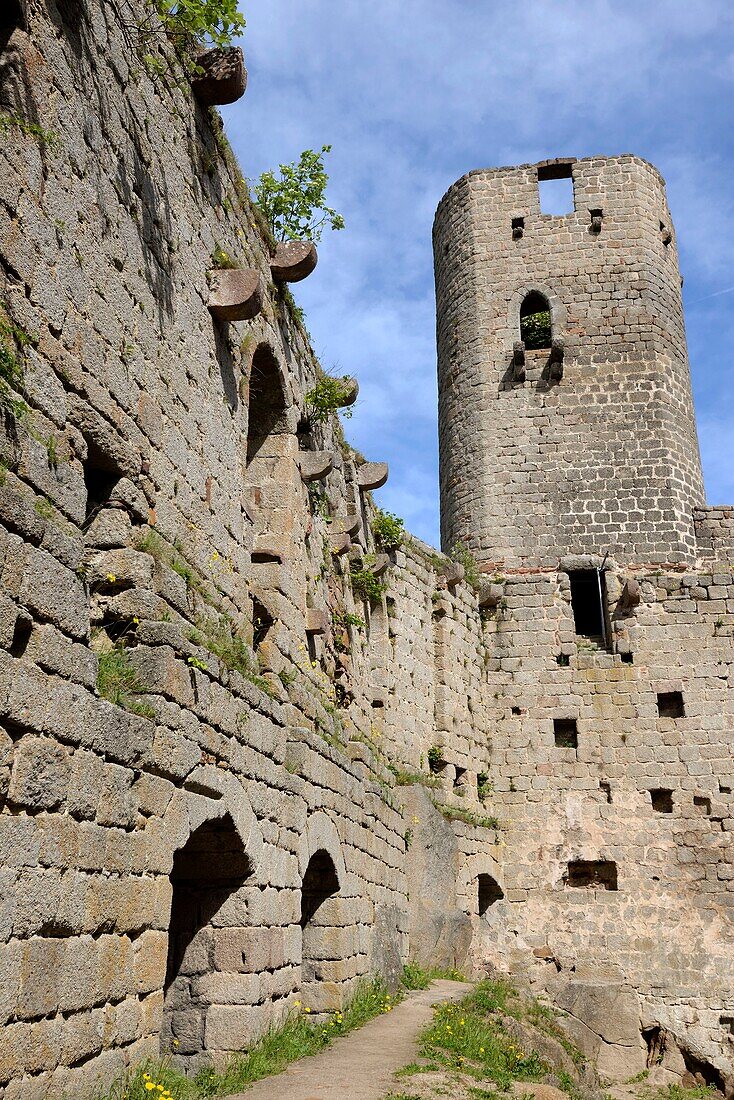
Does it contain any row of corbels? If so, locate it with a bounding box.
[512,339,564,384]
[208,240,318,321]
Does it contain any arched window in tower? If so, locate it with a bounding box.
[520,291,552,350]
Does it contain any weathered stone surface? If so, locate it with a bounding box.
[356,462,389,490]
[207,268,264,322]
[8,736,71,811]
[297,451,335,482]
[270,241,318,282]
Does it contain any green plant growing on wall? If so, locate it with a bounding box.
[0,309,34,421]
[372,509,405,552]
[96,647,155,719]
[427,745,445,773]
[153,0,245,49]
[0,113,59,148]
[210,242,238,269]
[304,373,355,422]
[254,146,345,242]
[350,558,387,603]
[449,542,481,589]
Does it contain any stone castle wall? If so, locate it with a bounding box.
[0,3,732,1098]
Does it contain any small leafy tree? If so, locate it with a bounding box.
[254,146,345,242]
[372,510,405,552]
[305,374,355,423]
[154,0,246,48]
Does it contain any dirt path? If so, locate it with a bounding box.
[223,979,471,1100]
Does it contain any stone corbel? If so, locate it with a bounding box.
[356,462,389,491]
[441,561,464,588]
[270,241,318,282]
[192,47,247,106]
[208,269,264,322]
[512,341,526,383]
[330,534,352,556]
[478,580,504,609]
[332,511,361,537]
[548,339,564,381]
[298,451,335,483]
[620,578,642,611]
[369,554,390,578]
[305,609,328,635]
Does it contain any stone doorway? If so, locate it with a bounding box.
[162,814,252,1068]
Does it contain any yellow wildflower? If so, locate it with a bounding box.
[106,573,117,582]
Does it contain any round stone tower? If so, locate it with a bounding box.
[434,154,706,570]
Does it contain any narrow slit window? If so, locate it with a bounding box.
[537,163,575,215]
[83,442,122,527]
[566,860,618,891]
[567,569,608,646]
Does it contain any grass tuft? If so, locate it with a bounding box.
[96,647,155,719]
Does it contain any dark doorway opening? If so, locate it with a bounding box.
[246,344,287,467]
[567,570,608,647]
[478,873,504,916]
[300,849,340,1012]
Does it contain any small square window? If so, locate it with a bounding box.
[650,789,673,813]
[657,691,684,719]
[566,860,617,890]
[693,795,711,816]
[554,718,578,749]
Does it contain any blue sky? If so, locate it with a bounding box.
[224,0,734,548]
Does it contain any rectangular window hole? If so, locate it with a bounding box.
[567,570,608,646]
[10,614,32,658]
[599,780,612,804]
[719,782,732,795]
[83,441,122,526]
[556,653,570,667]
[693,795,711,816]
[453,766,467,789]
[650,788,673,813]
[621,652,633,664]
[566,859,617,890]
[511,705,522,716]
[657,691,684,719]
[554,718,578,749]
[511,216,524,240]
[252,597,274,652]
[537,163,575,215]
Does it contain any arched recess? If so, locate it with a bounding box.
[520,290,552,350]
[162,814,252,1062]
[509,284,566,351]
[246,343,290,469]
[297,813,351,1013]
[457,854,505,919]
[158,768,265,1068]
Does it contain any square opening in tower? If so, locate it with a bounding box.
[537,163,575,215]
[566,860,618,890]
[650,788,673,813]
[567,570,608,645]
[657,691,684,719]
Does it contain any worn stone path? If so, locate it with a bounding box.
[225,980,471,1100]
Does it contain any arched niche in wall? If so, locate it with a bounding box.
[246,342,289,469]
[162,813,253,1066]
[300,848,341,1013]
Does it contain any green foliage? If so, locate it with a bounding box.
[450,542,481,589]
[307,484,332,520]
[210,242,237,269]
[520,309,551,350]
[433,801,500,830]
[254,146,345,242]
[154,0,245,49]
[96,647,155,719]
[95,979,398,1100]
[333,609,366,630]
[420,982,547,1092]
[34,496,55,520]
[0,309,34,421]
[477,773,493,803]
[350,558,387,603]
[372,509,405,552]
[0,113,59,148]
[188,616,269,692]
[305,374,355,423]
[401,962,466,990]
[388,765,441,790]
[427,745,445,772]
